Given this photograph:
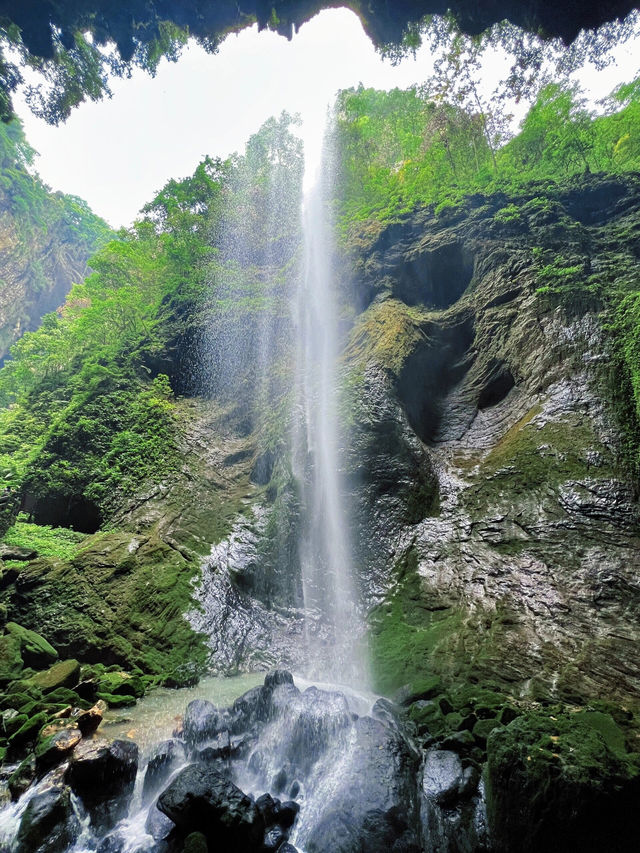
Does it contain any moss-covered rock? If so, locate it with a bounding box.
[1,710,27,737]
[4,622,58,669]
[96,691,136,709]
[35,727,82,772]
[28,660,80,693]
[8,710,48,749]
[43,687,89,709]
[486,710,640,852]
[97,671,144,699]
[0,691,33,712]
[0,633,23,684]
[8,755,36,799]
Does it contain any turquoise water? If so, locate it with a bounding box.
[101,672,264,755]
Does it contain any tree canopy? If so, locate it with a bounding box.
[0,1,637,124]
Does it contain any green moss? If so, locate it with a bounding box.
[0,633,23,684]
[3,519,86,561]
[344,299,431,378]
[96,691,136,708]
[465,408,617,516]
[8,710,48,748]
[4,622,57,668]
[369,545,463,695]
[28,659,79,693]
[6,531,208,683]
[486,710,640,853]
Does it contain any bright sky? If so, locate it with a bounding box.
[13,8,640,228]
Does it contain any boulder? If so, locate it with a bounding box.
[65,738,139,831]
[76,700,106,735]
[421,750,487,853]
[0,633,23,683]
[301,715,421,853]
[422,750,465,807]
[29,660,80,693]
[142,738,186,800]
[183,699,225,746]
[157,763,264,848]
[15,785,79,853]
[0,544,37,561]
[5,622,58,668]
[35,727,82,771]
[273,800,300,830]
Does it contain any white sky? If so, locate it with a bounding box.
[13,8,640,228]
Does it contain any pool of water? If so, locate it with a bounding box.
[100,672,265,755]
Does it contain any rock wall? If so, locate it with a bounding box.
[343,174,640,706]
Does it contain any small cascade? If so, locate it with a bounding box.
[292,135,369,689]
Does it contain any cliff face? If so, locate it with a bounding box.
[0,197,109,363]
[342,174,640,705]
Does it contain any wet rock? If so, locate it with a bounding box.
[393,677,442,707]
[76,699,106,735]
[231,686,264,730]
[371,697,403,728]
[143,738,186,800]
[96,830,126,853]
[35,727,82,771]
[263,825,286,850]
[157,762,264,848]
[422,750,465,807]
[145,797,176,841]
[272,766,287,793]
[65,737,139,831]
[9,755,36,799]
[196,730,234,763]
[301,715,421,853]
[264,670,294,689]
[273,800,300,829]
[255,792,277,823]
[183,699,225,746]
[15,784,79,853]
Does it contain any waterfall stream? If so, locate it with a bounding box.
[293,144,369,690]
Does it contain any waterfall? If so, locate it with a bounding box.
[293,133,369,689]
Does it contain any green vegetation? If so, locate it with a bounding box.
[0,118,111,359]
[486,709,640,852]
[369,545,462,695]
[0,112,304,695]
[333,77,640,240]
[3,517,85,562]
[0,112,303,531]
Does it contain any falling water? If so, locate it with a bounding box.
[293,133,369,689]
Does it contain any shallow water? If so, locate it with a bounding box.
[101,672,265,754]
